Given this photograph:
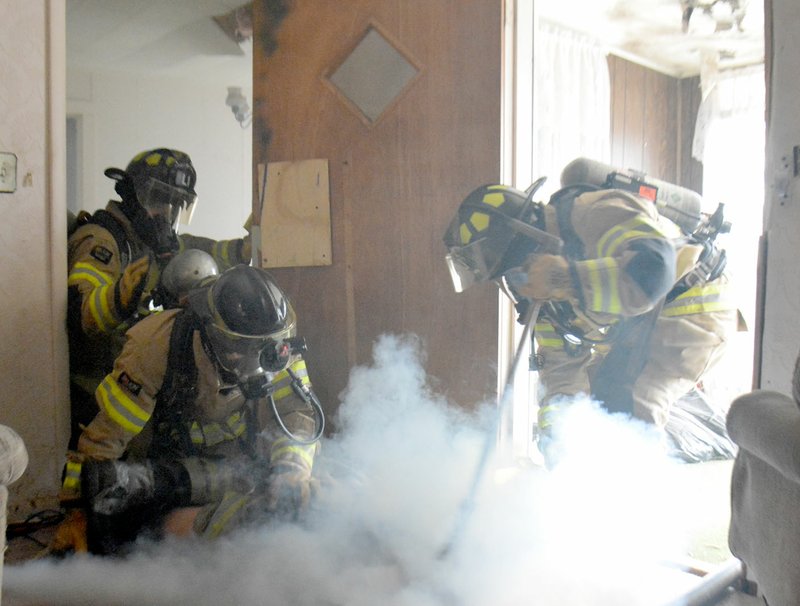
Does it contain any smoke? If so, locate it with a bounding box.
[4,334,697,605]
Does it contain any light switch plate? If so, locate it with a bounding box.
[0,152,17,193]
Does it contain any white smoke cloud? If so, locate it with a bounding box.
[4,334,700,605]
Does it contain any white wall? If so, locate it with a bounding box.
[67,68,252,241]
[760,0,800,391]
[0,0,69,516]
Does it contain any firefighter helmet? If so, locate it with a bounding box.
[443,184,543,292]
[188,266,297,398]
[124,148,198,230]
[158,249,219,308]
[105,148,198,258]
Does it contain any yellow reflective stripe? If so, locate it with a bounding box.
[663,283,735,316]
[226,411,246,436]
[534,323,562,348]
[270,439,316,468]
[189,412,248,446]
[583,258,621,314]
[289,359,307,375]
[97,375,151,434]
[271,360,310,400]
[189,422,205,445]
[88,283,119,333]
[662,302,730,316]
[537,404,560,429]
[597,216,662,258]
[212,241,233,266]
[207,492,251,539]
[62,461,82,490]
[68,262,113,288]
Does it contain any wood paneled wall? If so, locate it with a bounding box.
[252,1,503,426]
[608,54,703,192]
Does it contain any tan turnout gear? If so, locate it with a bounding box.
[67,200,251,450]
[532,204,738,429]
[445,167,739,469]
[61,267,322,551]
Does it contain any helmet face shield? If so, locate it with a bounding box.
[134,177,198,232]
[445,238,497,293]
[443,208,516,293]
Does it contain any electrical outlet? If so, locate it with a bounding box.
[0,152,17,193]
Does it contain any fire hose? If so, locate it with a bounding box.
[437,301,541,559]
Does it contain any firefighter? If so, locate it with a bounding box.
[67,148,251,448]
[52,265,324,554]
[443,160,736,465]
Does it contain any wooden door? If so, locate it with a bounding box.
[252,0,503,424]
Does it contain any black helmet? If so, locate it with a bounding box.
[189,266,297,399]
[125,148,198,230]
[105,148,198,258]
[443,184,544,292]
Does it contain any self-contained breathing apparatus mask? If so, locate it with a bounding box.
[187,266,325,444]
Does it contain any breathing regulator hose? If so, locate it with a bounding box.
[267,366,326,445]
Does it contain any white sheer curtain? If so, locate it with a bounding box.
[695,65,765,400]
[508,18,611,461]
[530,21,611,194]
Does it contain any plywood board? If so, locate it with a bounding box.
[259,159,332,268]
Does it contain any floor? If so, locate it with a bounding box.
[1,459,764,605]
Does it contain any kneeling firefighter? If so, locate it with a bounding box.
[443,158,737,466]
[67,148,252,453]
[53,265,325,555]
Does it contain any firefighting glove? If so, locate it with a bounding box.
[265,463,313,521]
[516,254,575,301]
[117,255,151,311]
[49,508,88,554]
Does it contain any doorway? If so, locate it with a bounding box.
[501,0,766,564]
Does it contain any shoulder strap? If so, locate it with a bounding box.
[151,310,201,457]
[589,299,665,415]
[548,185,594,260]
[90,209,131,267]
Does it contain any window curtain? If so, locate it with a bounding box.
[531,21,611,196]
[695,64,765,399]
[510,20,611,460]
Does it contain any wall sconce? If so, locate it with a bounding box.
[225,86,252,128]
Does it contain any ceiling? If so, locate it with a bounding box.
[538,0,764,78]
[66,0,764,84]
[66,0,252,84]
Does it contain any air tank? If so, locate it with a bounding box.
[560,157,703,234]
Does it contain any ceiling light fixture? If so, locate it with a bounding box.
[680,0,747,34]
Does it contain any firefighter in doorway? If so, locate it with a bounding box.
[67,148,252,450]
[52,265,325,554]
[443,158,738,466]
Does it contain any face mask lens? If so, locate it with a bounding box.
[136,178,197,231]
[205,323,267,380]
